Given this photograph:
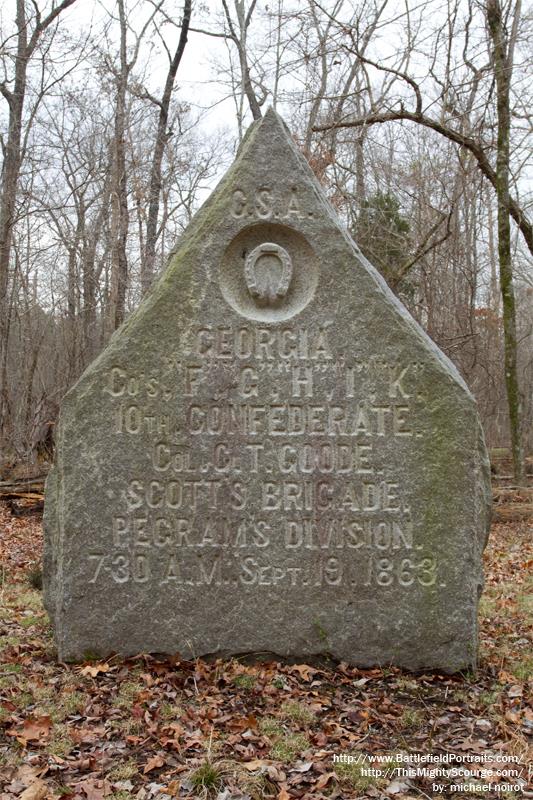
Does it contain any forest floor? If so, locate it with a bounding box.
[0,502,531,800]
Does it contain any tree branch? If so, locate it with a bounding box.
[0,82,13,104]
[27,0,79,56]
[395,211,453,286]
[347,47,423,115]
[314,110,533,255]
[188,26,230,39]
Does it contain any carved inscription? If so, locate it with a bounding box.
[230,187,312,221]
[96,324,439,590]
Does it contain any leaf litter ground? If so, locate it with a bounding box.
[0,504,531,800]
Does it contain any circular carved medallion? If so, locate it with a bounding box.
[219,223,319,322]
[244,242,293,305]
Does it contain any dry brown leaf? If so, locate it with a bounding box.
[315,772,335,789]
[143,754,165,774]
[504,710,521,723]
[166,780,181,797]
[14,766,42,785]
[267,765,287,782]
[290,664,315,681]
[19,779,48,800]
[19,715,52,743]
[80,662,110,677]
[242,758,271,771]
[75,778,112,800]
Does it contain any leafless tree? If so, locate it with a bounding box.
[0,0,81,451]
[140,0,191,295]
[310,0,531,482]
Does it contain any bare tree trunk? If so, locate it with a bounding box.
[302,0,333,156]
[222,0,262,121]
[108,0,130,332]
[0,0,28,442]
[141,0,192,296]
[83,188,110,363]
[0,0,78,442]
[353,89,367,211]
[487,0,525,484]
[486,186,500,314]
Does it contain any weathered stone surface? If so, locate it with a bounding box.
[44,109,491,670]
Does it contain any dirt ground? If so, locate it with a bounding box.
[0,502,531,800]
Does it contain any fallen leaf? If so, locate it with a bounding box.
[505,710,521,723]
[112,781,133,791]
[290,664,315,681]
[507,684,523,698]
[242,759,271,771]
[277,789,291,800]
[146,783,165,796]
[292,761,313,773]
[75,778,112,800]
[229,714,258,731]
[19,715,52,743]
[315,772,335,789]
[143,755,165,774]
[12,765,41,788]
[80,662,110,677]
[386,779,410,794]
[267,766,287,782]
[7,780,28,794]
[19,780,48,800]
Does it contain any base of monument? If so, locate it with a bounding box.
[53,643,479,675]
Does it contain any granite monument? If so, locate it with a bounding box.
[44,109,491,669]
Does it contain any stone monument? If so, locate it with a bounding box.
[44,109,491,670]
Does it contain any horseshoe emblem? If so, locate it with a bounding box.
[244,243,293,305]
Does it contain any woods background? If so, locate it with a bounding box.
[0,0,531,481]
